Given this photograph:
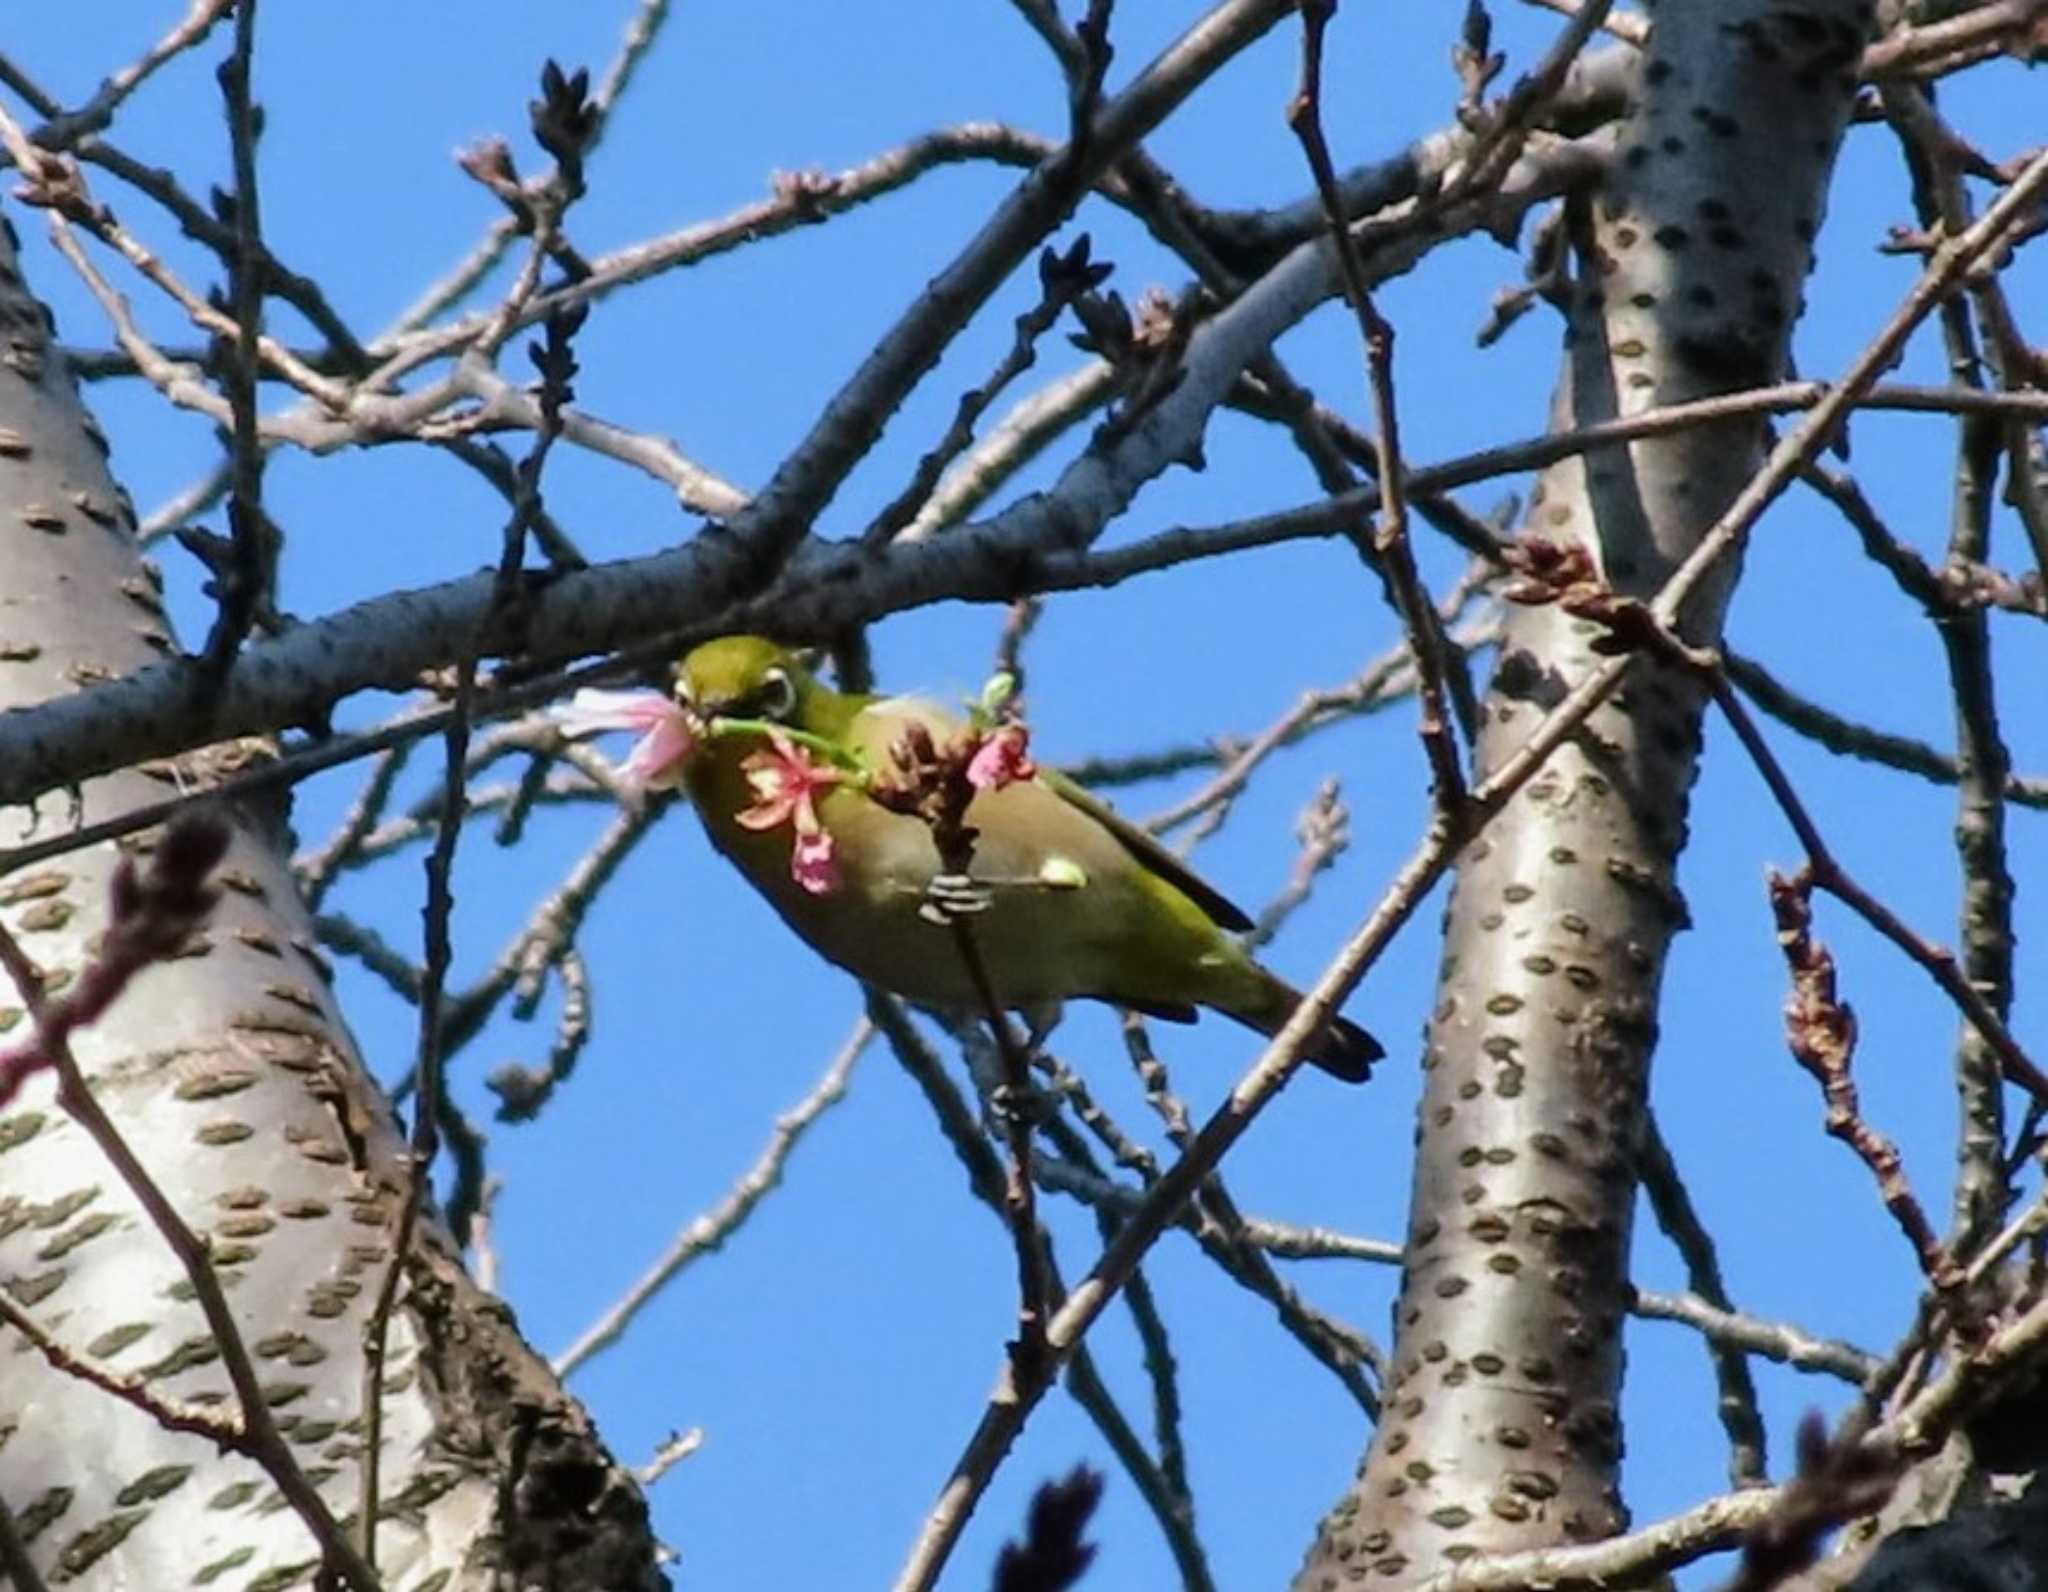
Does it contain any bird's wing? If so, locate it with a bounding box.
[847,694,965,767]
[851,694,1255,934]
[1038,768,1255,934]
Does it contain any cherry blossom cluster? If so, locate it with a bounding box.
[553,667,1035,896]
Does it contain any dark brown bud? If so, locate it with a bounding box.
[154,807,232,890]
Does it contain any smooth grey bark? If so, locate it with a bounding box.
[0,216,661,1588]
[1295,3,1874,1583]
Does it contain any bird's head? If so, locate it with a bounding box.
[673,635,820,730]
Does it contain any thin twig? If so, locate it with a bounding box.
[63,132,368,365]
[589,0,677,138]
[1725,651,2048,811]
[296,745,415,909]
[359,224,589,1557]
[1033,1140,1383,1415]
[1884,82,2023,1259]
[869,995,1213,1585]
[1035,1040,1380,1413]
[1138,571,1493,835]
[1861,0,2048,77]
[636,1428,705,1489]
[356,663,471,1569]
[552,1019,867,1377]
[1767,868,1964,1293]
[1034,1161,1876,1382]
[22,0,232,149]
[198,0,275,675]
[430,798,662,1079]
[1289,0,1465,807]
[1714,678,2048,1103]
[1061,1351,1212,1592]
[0,1288,239,1444]
[901,364,1119,540]
[1630,1291,1878,1385]
[949,915,1054,1370]
[1638,1111,1768,1485]
[488,944,595,1122]
[1243,778,1350,952]
[0,105,349,410]
[861,238,1113,547]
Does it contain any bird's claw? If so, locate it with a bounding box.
[991,1079,1056,1128]
[920,871,992,926]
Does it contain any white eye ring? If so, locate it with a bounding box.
[758,667,796,721]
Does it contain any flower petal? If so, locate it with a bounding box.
[734,798,793,831]
[790,828,840,894]
[966,724,1036,790]
[554,689,698,792]
[621,715,699,791]
[554,688,677,738]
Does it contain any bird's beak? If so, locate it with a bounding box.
[670,679,709,740]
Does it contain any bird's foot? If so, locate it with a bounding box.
[920,871,992,926]
[990,1078,1058,1129]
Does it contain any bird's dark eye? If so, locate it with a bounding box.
[755,667,797,722]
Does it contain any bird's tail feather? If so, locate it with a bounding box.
[1226,971,1381,1083]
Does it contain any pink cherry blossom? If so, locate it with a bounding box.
[789,828,840,895]
[735,731,847,895]
[553,688,698,793]
[965,723,1035,791]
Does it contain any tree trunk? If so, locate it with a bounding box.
[1296,3,1874,1582]
[0,215,662,1590]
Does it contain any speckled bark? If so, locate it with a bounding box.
[0,215,662,1588]
[1295,5,1872,1585]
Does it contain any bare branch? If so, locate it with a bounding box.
[1639,1113,1768,1485]
[18,0,233,150]
[552,1019,869,1378]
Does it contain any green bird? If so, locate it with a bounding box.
[671,635,1381,1082]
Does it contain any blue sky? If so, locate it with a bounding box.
[7,4,2047,1587]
